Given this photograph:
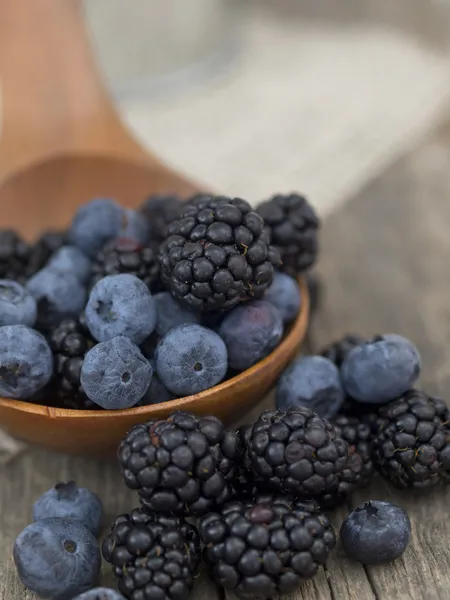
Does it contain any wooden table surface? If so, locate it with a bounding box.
[3,118,450,599]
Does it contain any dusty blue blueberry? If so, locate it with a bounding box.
[46,246,92,284]
[33,481,103,537]
[0,279,37,326]
[0,325,53,399]
[26,268,87,327]
[340,501,411,565]
[264,272,301,323]
[137,358,174,405]
[156,324,227,396]
[85,274,156,344]
[73,589,126,600]
[276,355,344,419]
[119,209,151,244]
[81,336,153,409]
[219,300,283,371]
[154,291,201,337]
[69,198,125,258]
[13,518,101,600]
[341,333,421,404]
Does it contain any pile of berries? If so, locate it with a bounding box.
[0,192,319,410]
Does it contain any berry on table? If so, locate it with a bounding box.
[46,245,92,284]
[256,193,320,275]
[320,334,366,368]
[26,268,87,329]
[33,481,103,536]
[85,273,157,344]
[73,588,126,600]
[154,291,201,337]
[0,325,53,399]
[155,324,228,396]
[199,496,335,599]
[13,517,101,600]
[276,356,344,420]
[140,193,183,242]
[332,414,374,487]
[118,412,241,516]
[0,279,37,327]
[241,408,348,499]
[158,195,278,313]
[102,507,201,600]
[48,317,97,410]
[372,390,450,489]
[263,271,301,323]
[317,450,364,509]
[340,500,411,565]
[219,300,283,371]
[69,197,125,258]
[341,334,421,404]
[90,238,160,292]
[81,336,153,409]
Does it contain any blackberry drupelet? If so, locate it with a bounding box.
[332,414,374,487]
[26,230,68,278]
[241,408,348,499]
[373,389,450,489]
[158,195,279,313]
[118,411,241,516]
[320,334,366,368]
[90,238,160,292]
[48,317,97,410]
[140,194,184,242]
[0,229,31,283]
[199,496,336,599]
[256,193,319,275]
[102,507,201,600]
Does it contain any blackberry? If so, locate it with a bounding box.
[332,414,374,487]
[241,408,348,499]
[140,194,184,242]
[320,334,366,368]
[318,450,364,509]
[90,238,160,292]
[373,389,450,489]
[48,317,97,410]
[158,195,279,313]
[199,496,336,599]
[118,412,241,516]
[256,193,319,275]
[102,507,201,600]
[0,229,31,283]
[26,230,68,278]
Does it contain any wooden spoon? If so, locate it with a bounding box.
[0,0,309,456]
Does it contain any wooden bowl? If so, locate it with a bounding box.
[0,277,309,457]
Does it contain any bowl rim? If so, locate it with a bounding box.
[0,276,309,420]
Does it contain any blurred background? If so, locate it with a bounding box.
[82,0,450,213]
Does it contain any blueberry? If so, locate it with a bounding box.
[13,518,101,599]
[46,246,92,284]
[119,209,151,244]
[155,324,228,396]
[73,589,126,600]
[81,336,153,409]
[264,272,301,323]
[341,334,421,404]
[154,291,201,337]
[26,268,87,328]
[218,300,283,371]
[276,355,344,419]
[69,198,125,258]
[85,274,156,344]
[33,481,103,536]
[340,500,411,564]
[0,325,53,399]
[0,279,37,327]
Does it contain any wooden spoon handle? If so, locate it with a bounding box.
[0,0,155,178]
